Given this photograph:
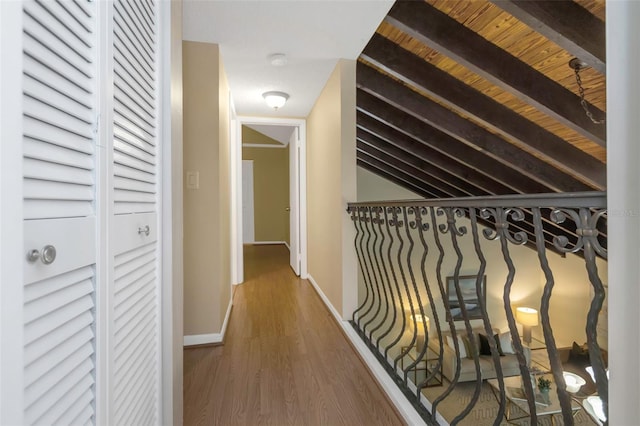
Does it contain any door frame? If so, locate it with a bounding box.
[0,2,25,422]
[231,116,307,283]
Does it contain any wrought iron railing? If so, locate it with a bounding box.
[347,192,607,426]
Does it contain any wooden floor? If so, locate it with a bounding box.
[183,244,405,426]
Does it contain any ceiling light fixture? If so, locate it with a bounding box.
[262,91,289,110]
[268,53,288,67]
[569,58,605,125]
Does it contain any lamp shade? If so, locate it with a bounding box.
[413,314,430,334]
[262,91,289,109]
[563,371,586,393]
[516,307,539,326]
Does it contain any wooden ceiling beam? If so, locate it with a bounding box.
[360,34,605,190]
[357,139,469,197]
[357,64,592,193]
[356,153,573,250]
[357,118,504,195]
[357,130,487,196]
[384,1,606,147]
[356,119,584,245]
[491,0,605,74]
[357,152,447,198]
[357,113,515,195]
[356,90,551,194]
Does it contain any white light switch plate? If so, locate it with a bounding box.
[186,171,199,189]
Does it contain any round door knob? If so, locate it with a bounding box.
[26,245,56,265]
[41,245,57,265]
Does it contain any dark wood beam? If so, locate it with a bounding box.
[357,153,445,198]
[357,64,592,193]
[357,130,487,196]
[357,113,515,195]
[384,1,606,147]
[356,155,572,251]
[490,0,605,74]
[357,118,585,245]
[357,140,468,197]
[356,90,552,194]
[360,34,605,190]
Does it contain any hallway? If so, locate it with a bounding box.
[183,244,405,425]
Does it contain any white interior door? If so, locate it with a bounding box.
[109,0,161,424]
[289,128,300,275]
[21,1,98,424]
[242,160,255,243]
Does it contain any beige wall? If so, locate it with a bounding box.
[356,166,608,350]
[307,59,357,317]
[183,41,232,337]
[242,146,290,243]
[357,166,421,201]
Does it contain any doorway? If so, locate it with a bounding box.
[231,116,307,283]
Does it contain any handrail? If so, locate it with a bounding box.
[347,191,606,209]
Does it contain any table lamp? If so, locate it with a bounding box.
[515,307,538,345]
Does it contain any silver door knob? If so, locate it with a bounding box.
[138,225,150,236]
[26,245,57,265]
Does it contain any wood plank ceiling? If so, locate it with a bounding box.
[356,0,606,249]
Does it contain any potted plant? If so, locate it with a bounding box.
[538,377,552,395]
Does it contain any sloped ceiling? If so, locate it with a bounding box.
[356,0,607,250]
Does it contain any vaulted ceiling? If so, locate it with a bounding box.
[357,0,605,194]
[356,0,607,250]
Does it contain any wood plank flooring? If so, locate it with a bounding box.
[183,244,405,426]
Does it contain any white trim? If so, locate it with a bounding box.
[608,2,640,423]
[284,241,290,251]
[250,241,287,246]
[233,116,308,285]
[183,333,223,346]
[0,2,25,423]
[306,274,434,426]
[298,125,308,279]
[242,143,287,149]
[160,1,183,425]
[183,299,233,347]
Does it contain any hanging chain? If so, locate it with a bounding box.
[574,67,605,125]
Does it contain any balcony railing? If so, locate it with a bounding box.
[347,192,607,426]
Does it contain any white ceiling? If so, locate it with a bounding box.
[182,0,394,118]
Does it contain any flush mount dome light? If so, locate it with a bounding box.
[262,91,289,110]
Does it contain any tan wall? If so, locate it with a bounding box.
[242,147,290,243]
[307,59,357,317]
[357,166,421,201]
[356,167,608,350]
[183,41,232,337]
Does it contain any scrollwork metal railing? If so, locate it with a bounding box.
[347,192,607,426]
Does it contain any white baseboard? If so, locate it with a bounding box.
[306,274,434,426]
[251,240,286,245]
[284,241,290,251]
[183,298,233,347]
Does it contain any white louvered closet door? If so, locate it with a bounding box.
[110,0,161,424]
[22,0,98,425]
